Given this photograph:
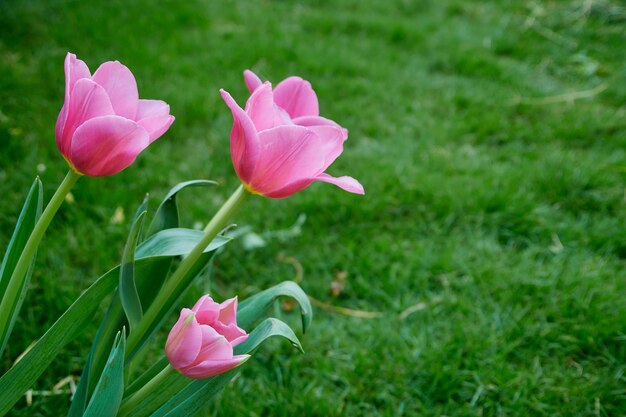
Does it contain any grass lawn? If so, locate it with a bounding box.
[1,0,626,415]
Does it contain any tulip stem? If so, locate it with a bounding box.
[125,185,249,359]
[0,169,81,355]
[118,364,175,416]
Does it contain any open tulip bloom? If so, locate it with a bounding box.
[220,70,364,198]
[56,53,174,177]
[0,57,359,416]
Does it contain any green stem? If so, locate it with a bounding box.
[125,185,249,358]
[118,364,175,416]
[0,169,81,353]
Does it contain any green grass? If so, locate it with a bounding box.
[1,0,626,415]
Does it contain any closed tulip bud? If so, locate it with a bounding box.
[165,295,249,379]
[220,70,364,198]
[55,53,175,176]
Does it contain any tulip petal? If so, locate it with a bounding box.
[92,61,139,119]
[274,76,319,118]
[192,295,220,325]
[316,173,365,195]
[56,53,91,149]
[292,115,342,129]
[138,115,175,143]
[244,69,263,93]
[262,179,315,199]
[69,115,150,176]
[245,83,293,131]
[213,322,248,346]
[194,325,233,362]
[292,116,349,141]
[218,297,238,325]
[220,89,260,184]
[250,125,326,196]
[165,309,203,369]
[60,78,115,157]
[306,125,347,170]
[136,99,170,119]
[136,99,174,142]
[181,355,249,379]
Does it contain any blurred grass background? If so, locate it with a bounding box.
[1,0,626,415]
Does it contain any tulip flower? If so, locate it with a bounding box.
[165,295,249,379]
[220,70,364,198]
[55,53,175,176]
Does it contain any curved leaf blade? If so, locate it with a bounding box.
[146,180,217,238]
[0,269,118,415]
[136,228,231,259]
[84,331,126,417]
[0,178,43,356]
[238,281,312,333]
[120,209,147,332]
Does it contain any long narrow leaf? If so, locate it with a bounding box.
[0,269,118,415]
[238,281,312,332]
[0,178,43,356]
[120,207,147,332]
[84,331,126,417]
[146,180,216,238]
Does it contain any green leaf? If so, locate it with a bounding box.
[0,267,118,415]
[0,178,43,356]
[146,180,217,238]
[0,226,232,414]
[136,228,231,259]
[149,318,302,417]
[84,330,126,417]
[67,347,92,417]
[237,281,312,333]
[125,356,169,397]
[92,231,231,368]
[120,199,148,332]
[234,317,303,354]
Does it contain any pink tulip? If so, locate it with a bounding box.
[165,295,249,379]
[220,70,364,198]
[55,53,175,176]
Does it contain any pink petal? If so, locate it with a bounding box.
[213,322,248,346]
[92,61,139,119]
[165,309,203,369]
[292,115,341,128]
[218,297,238,325]
[194,325,233,362]
[262,178,315,199]
[192,295,220,325]
[244,83,293,131]
[60,78,115,157]
[69,115,150,176]
[138,115,175,143]
[136,98,174,142]
[316,173,365,195]
[292,116,349,140]
[136,99,170,119]
[306,125,347,170]
[244,69,263,93]
[273,76,319,118]
[56,53,91,149]
[249,125,326,196]
[55,104,69,157]
[220,89,260,184]
[180,355,250,379]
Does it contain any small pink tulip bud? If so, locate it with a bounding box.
[220,70,364,198]
[165,295,249,379]
[55,53,175,176]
